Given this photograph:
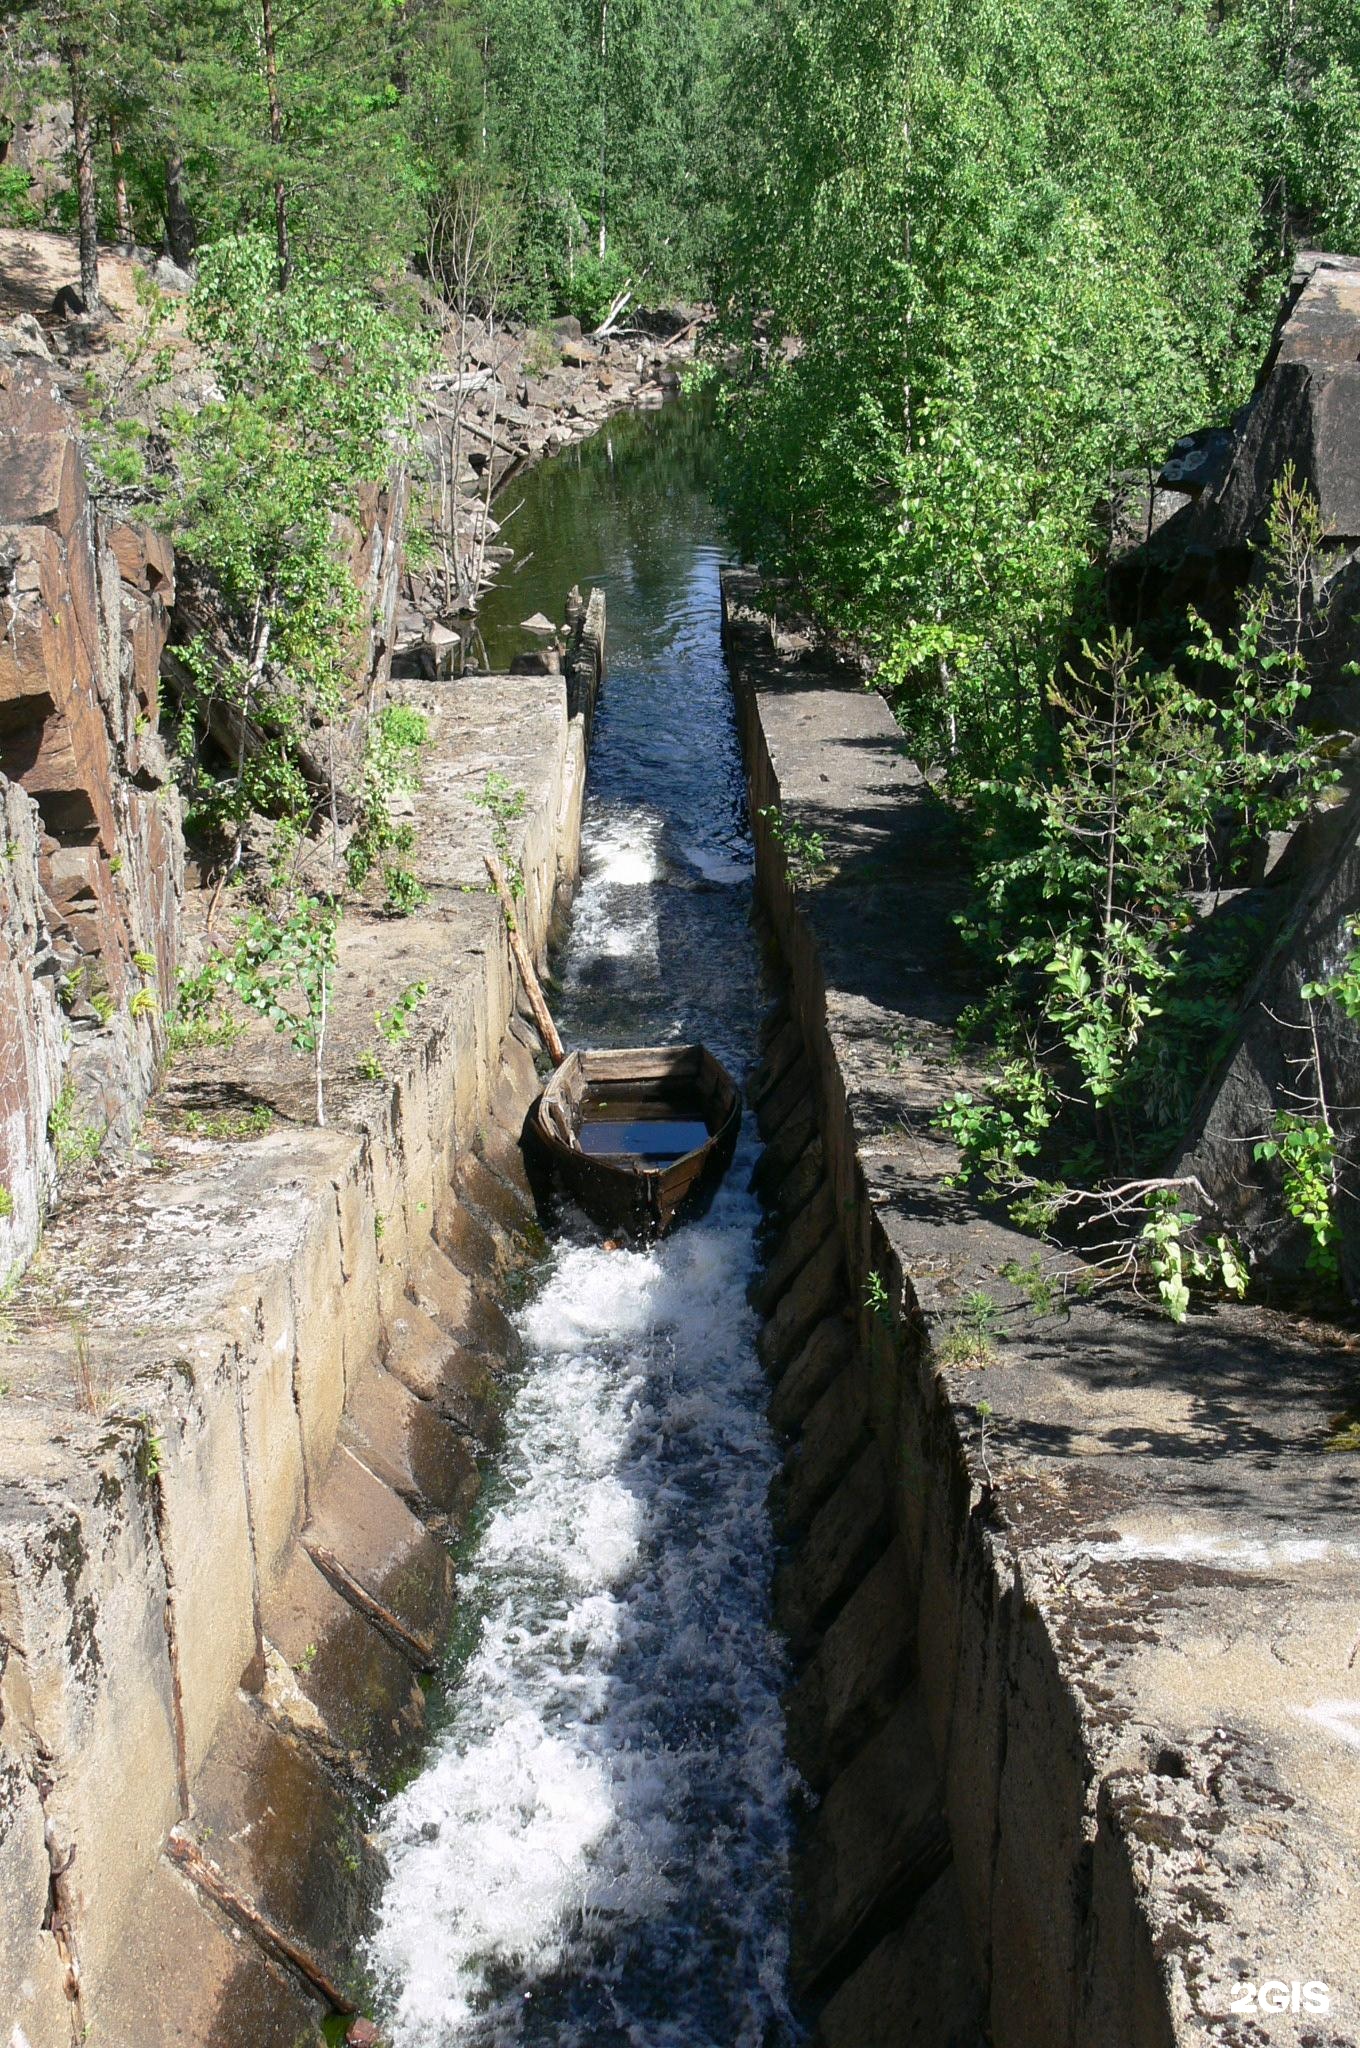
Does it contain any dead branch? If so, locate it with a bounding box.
[591,286,634,339]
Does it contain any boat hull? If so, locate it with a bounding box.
[526,1045,741,1240]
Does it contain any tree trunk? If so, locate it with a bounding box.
[110,115,133,249]
[260,0,291,290]
[165,149,197,268]
[597,0,608,259]
[66,44,101,311]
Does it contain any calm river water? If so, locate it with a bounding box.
[367,404,803,2048]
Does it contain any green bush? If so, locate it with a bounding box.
[0,165,41,229]
[554,248,630,334]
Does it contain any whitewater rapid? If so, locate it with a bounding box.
[367,432,801,2045]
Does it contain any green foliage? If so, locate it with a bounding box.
[1247,916,1360,1281]
[223,902,337,1042]
[1226,0,1360,257]
[168,959,249,1054]
[82,272,177,499]
[131,0,425,279]
[165,242,428,860]
[172,1103,274,1141]
[1255,1113,1340,1278]
[1139,1191,1247,1323]
[1184,464,1338,843]
[924,469,1336,1310]
[133,1415,164,1485]
[475,0,749,306]
[943,470,1336,1170]
[474,770,528,894]
[714,1,1360,1309]
[1300,918,1360,1023]
[49,1083,104,1173]
[17,0,745,315]
[863,1269,893,1322]
[194,898,340,1124]
[760,804,828,887]
[1326,1410,1360,1453]
[0,1185,14,1221]
[718,0,1281,780]
[375,981,429,1046]
[0,163,40,227]
[939,1060,1054,1187]
[937,1321,998,1370]
[555,246,630,332]
[347,704,430,913]
[998,1254,1064,1319]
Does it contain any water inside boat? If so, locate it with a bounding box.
[576,1089,712,1165]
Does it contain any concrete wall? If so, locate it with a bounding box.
[725,569,1360,2048]
[0,632,602,2047]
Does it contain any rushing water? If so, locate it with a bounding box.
[368,404,802,2047]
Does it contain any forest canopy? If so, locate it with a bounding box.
[0,0,752,313]
[4,0,1360,1250]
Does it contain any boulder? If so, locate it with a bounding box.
[1168,253,1360,552]
[0,313,51,360]
[152,255,194,293]
[1159,254,1360,1293]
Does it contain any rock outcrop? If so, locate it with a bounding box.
[0,347,182,1272]
[1123,255,1360,1289]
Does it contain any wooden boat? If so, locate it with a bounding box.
[527,1044,742,1240]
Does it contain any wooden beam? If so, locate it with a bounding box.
[484,853,566,1066]
[167,1831,358,2015]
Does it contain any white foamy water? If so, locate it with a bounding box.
[368,1186,799,2046]
[586,813,663,890]
[566,811,663,974]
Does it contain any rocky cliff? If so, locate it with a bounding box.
[1146,254,1360,1290]
[0,343,182,1275]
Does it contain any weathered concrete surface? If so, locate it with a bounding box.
[818,1867,987,2048]
[0,653,596,2044]
[727,570,1360,2048]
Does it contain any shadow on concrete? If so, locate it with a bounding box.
[739,649,1360,1551]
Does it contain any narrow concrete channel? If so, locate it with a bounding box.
[366,405,805,2045]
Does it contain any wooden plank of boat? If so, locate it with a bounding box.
[526,1043,741,1239]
